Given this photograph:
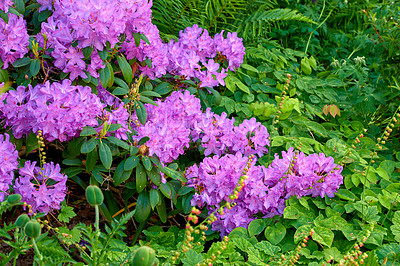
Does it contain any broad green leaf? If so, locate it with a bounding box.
[113,160,133,186]
[124,155,139,171]
[62,159,83,166]
[107,136,129,150]
[13,57,31,68]
[26,132,39,155]
[160,182,172,200]
[30,59,40,76]
[141,156,152,171]
[248,219,266,236]
[136,163,147,193]
[312,226,334,247]
[154,82,172,95]
[81,138,98,153]
[159,166,187,183]
[254,241,281,256]
[156,197,167,223]
[150,189,160,209]
[135,100,147,125]
[391,211,400,242]
[135,191,151,223]
[376,243,400,266]
[117,54,133,84]
[264,222,286,245]
[85,148,98,172]
[334,189,355,201]
[148,168,161,186]
[99,141,112,169]
[181,249,203,266]
[80,126,97,137]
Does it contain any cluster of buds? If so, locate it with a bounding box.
[23,202,34,215]
[275,229,314,266]
[274,74,292,130]
[375,113,399,150]
[173,207,209,264]
[36,130,47,167]
[337,224,373,266]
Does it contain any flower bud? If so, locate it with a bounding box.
[7,194,22,205]
[85,185,104,206]
[24,220,41,239]
[15,214,30,228]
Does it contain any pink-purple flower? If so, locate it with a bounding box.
[14,161,67,214]
[0,133,18,201]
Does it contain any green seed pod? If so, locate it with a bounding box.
[24,220,41,239]
[7,194,22,205]
[15,214,30,228]
[132,246,156,266]
[85,185,104,206]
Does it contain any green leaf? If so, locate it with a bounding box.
[107,136,129,150]
[38,9,52,22]
[30,59,40,76]
[248,219,266,236]
[148,168,161,186]
[283,205,301,219]
[113,160,133,186]
[264,222,286,245]
[26,131,39,155]
[136,163,147,193]
[160,182,172,200]
[13,57,31,68]
[135,191,151,223]
[107,124,122,133]
[81,138,98,154]
[334,189,355,202]
[0,68,9,83]
[150,189,160,209]
[181,249,203,266]
[124,156,139,171]
[154,82,172,95]
[62,159,83,166]
[85,148,98,172]
[99,63,111,88]
[132,32,141,47]
[14,0,25,15]
[312,226,334,247]
[80,126,97,137]
[141,156,152,171]
[156,197,167,223]
[63,167,83,178]
[241,63,259,73]
[159,166,187,183]
[112,87,129,95]
[141,91,161,98]
[254,241,281,256]
[117,54,133,84]
[376,243,400,266]
[135,100,147,125]
[99,141,112,169]
[390,211,400,242]
[58,204,77,223]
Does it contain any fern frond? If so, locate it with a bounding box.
[236,8,316,41]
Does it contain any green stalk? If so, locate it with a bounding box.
[95,205,100,233]
[32,239,43,266]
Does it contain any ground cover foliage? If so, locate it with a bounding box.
[0,0,400,265]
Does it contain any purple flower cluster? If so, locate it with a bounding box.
[35,1,244,86]
[0,133,18,201]
[193,114,269,157]
[0,13,29,69]
[164,25,245,88]
[132,90,203,163]
[132,90,269,163]
[186,147,343,235]
[37,0,154,80]
[0,80,104,142]
[0,0,13,13]
[14,161,67,214]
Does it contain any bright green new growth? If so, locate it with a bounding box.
[15,214,30,228]
[131,246,157,266]
[6,194,22,205]
[24,220,41,239]
[85,185,104,206]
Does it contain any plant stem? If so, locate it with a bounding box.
[32,239,43,266]
[95,205,100,233]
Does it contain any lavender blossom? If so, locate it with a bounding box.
[14,161,67,214]
[0,134,18,201]
[0,13,29,69]
[0,0,13,13]
[0,80,104,141]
